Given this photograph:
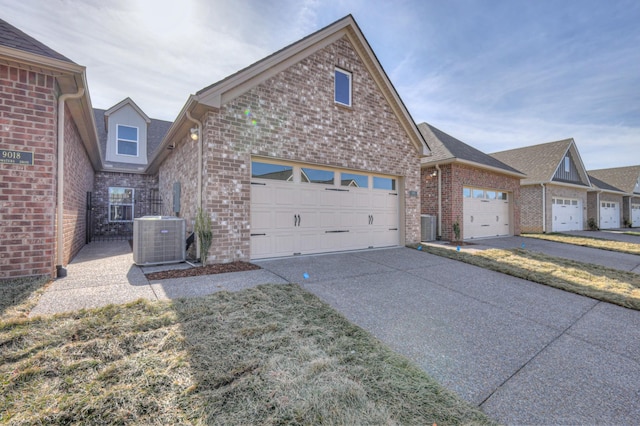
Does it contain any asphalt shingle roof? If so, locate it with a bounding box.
[418,123,523,175]
[588,166,640,194]
[0,18,74,63]
[587,175,624,192]
[490,139,575,185]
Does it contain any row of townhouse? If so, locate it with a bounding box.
[1,15,638,279]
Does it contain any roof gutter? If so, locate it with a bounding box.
[56,87,85,277]
[421,158,526,179]
[185,110,203,260]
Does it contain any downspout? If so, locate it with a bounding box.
[56,88,85,278]
[435,164,442,239]
[186,110,203,261]
[595,190,602,229]
[540,183,546,233]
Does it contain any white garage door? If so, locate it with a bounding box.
[632,204,640,227]
[250,161,399,259]
[462,187,510,239]
[552,197,582,232]
[599,201,620,229]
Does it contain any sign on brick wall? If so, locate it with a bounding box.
[0,149,33,165]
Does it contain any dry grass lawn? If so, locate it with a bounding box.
[523,232,640,255]
[418,245,640,311]
[1,283,493,425]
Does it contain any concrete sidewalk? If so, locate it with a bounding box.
[444,234,640,274]
[258,247,640,425]
[29,241,287,316]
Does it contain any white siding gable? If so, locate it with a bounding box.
[105,103,148,165]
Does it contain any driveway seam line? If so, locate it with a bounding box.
[478,300,601,408]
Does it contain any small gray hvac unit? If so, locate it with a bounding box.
[133,216,186,266]
[421,214,436,241]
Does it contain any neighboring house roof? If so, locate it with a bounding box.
[149,14,429,173]
[490,139,591,187]
[94,104,172,173]
[587,174,626,194]
[418,123,525,177]
[588,165,640,195]
[0,18,74,63]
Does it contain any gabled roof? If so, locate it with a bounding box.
[0,18,73,63]
[149,15,429,173]
[587,174,626,194]
[94,106,172,173]
[588,165,640,194]
[490,139,591,187]
[418,123,524,177]
[104,98,151,123]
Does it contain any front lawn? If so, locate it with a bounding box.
[1,283,493,425]
[523,232,640,255]
[418,245,640,310]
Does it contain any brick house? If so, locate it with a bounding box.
[91,98,171,240]
[491,139,592,233]
[148,15,430,262]
[588,165,640,228]
[0,18,100,278]
[418,123,524,241]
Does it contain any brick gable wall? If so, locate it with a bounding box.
[0,65,57,278]
[61,104,94,263]
[160,35,422,263]
[421,163,521,241]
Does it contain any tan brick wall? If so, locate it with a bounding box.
[61,104,94,264]
[0,65,57,278]
[160,35,422,263]
[520,185,544,233]
[421,163,521,240]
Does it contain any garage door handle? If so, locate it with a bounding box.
[251,233,266,236]
[326,188,349,192]
[294,214,300,227]
[251,182,266,185]
[325,230,349,233]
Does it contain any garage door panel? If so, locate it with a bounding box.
[463,187,511,239]
[552,198,582,232]
[251,164,399,259]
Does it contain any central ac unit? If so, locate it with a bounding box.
[421,215,436,241]
[133,216,186,265]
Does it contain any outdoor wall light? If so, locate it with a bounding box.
[430,170,437,177]
[190,127,199,141]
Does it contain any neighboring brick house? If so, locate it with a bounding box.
[418,123,524,241]
[588,165,640,227]
[586,175,626,229]
[148,15,430,263]
[0,18,100,278]
[491,139,592,233]
[91,98,171,240]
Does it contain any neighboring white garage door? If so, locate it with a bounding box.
[250,160,399,259]
[462,187,510,239]
[632,204,640,227]
[552,197,582,232]
[599,201,620,229]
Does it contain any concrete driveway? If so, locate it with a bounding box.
[258,247,640,425]
[463,234,640,274]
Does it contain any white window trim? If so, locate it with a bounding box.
[334,68,352,107]
[116,124,139,157]
[109,187,135,222]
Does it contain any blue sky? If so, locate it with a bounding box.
[2,0,638,170]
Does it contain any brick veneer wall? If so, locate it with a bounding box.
[93,172,159,237]
[421,163,521,241]
[60,104,94,264]
[0,65,57,278]
[160,35,422,263]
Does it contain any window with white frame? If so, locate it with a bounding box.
[117,125,139,156]
[334,68,352,106]
[109,187,134,222]
[564,156,570,172]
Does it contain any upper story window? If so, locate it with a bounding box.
[564,156,570,172]
[117,125,139,156]
[334,68,352,107]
